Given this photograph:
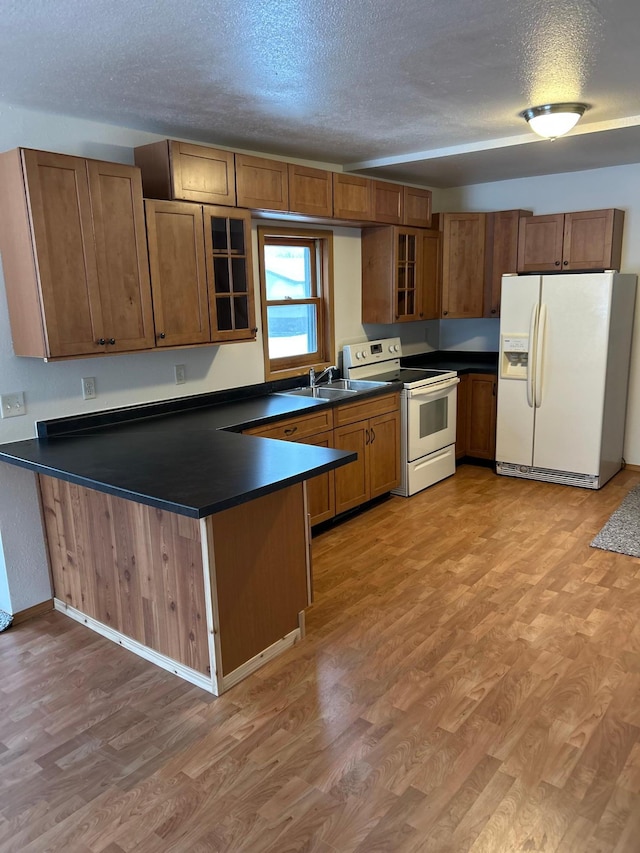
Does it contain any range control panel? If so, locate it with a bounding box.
[342,337,403,371]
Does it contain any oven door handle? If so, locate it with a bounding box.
[407,377,460,399]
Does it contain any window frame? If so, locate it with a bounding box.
[257,225,335,380]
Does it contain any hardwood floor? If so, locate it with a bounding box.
[2,465,640,852]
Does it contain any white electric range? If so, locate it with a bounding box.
[342,337,460,496]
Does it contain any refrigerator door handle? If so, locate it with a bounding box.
[534,304,548,408]
[527,302,539,408]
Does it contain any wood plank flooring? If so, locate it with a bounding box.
[2,465,640,852]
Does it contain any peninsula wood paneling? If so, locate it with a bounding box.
[208,483,308,675]
[39,475,209,674]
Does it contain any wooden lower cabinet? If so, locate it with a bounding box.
[39,474,310,695]
[243,408,335,526]
[244,393,400,522]
[333,394,401,514]
[456,373,497,461]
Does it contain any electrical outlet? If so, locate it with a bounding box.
[174,364,186,385]
[0,392,25,418]
[82,376,96,400]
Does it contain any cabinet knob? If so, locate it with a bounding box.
[370,427,376,443]
[108,338,116,345]
[443,310,448,316]
[158,332,166,340]
[563,260,568,266]
[284,426,297,436]
[555,260,561,266]
[365,428,370,446]
[97,338,106,346]
[491,309,497,315]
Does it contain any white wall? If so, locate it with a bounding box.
[442,165,640,467]
[0,104,375,613]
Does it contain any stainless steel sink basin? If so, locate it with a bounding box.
[274,378,388,400]
[279,386,357,399]
[323,379,388,392]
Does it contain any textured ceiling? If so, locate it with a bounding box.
[1,0,640,187]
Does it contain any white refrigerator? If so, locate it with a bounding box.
[496,272,637,489]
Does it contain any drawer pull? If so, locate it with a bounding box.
[284,426,298,436]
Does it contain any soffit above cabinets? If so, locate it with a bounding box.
[2,0,640,187]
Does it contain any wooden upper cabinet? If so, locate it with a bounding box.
[332,173,373,221]
[484,209,532,317]
[517,209,624,272]
[145,201,256,347]
[517,213,565,272]
[421,228,441,320]
[0,148,153,359]
[203,206,256,342]
[235,154,289,211]
[86,160,155,353]
[372,180,403,225]
[362,226,422,323]
[439,212,486,318]
[562,209,624,271]
[134,140,236,206]
[145,200,211,347]
[403,186,432,228]
[287,164,332,217]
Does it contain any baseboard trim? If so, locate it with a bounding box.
[220,627,302,692]
[12,599,54,625]
[625,463,640,472]
[53,599,215,694]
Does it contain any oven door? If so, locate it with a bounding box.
[406,377,459,462]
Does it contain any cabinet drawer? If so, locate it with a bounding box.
[333,392,400,427]
[244,408,333,440]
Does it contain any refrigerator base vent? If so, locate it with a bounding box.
[496,462,600,489]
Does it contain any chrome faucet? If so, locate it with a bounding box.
[309,365,337,388]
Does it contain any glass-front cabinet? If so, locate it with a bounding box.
[395,230,420,321]
[204,206,256,342]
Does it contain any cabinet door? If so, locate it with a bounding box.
[421,229,441,320]
[441,213,486,318]
[332,173,373,221]
[368,410,400,498]
[395,229,422,321]
[170,142,236,206]
[304,433,336,525]
[87,161,155,353]
[21,149,106,357]
[403,186,432,228]
[372,180,403,225]
[456,374,470,460]
[361,226,396,324]
[236,154,289,211]
[203,206,256,343]
[288,164,332,217]
[562,209,624,271]
[145,200,211,346]
[484,210,532,318]
[466,374,497,460]
[334,421,369,514]
[517,214,565,272]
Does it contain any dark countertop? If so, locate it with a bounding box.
[0,382,400,519]
[401,350,498,374]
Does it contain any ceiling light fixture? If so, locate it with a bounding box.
[521,102,589,140]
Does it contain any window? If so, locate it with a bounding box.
[258,226,335,379]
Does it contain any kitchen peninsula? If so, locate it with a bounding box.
[0,389,358,694]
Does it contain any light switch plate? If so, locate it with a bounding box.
[0,392,26,418]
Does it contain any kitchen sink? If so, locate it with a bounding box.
[275,378,388,400]
[279,386,357,399]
